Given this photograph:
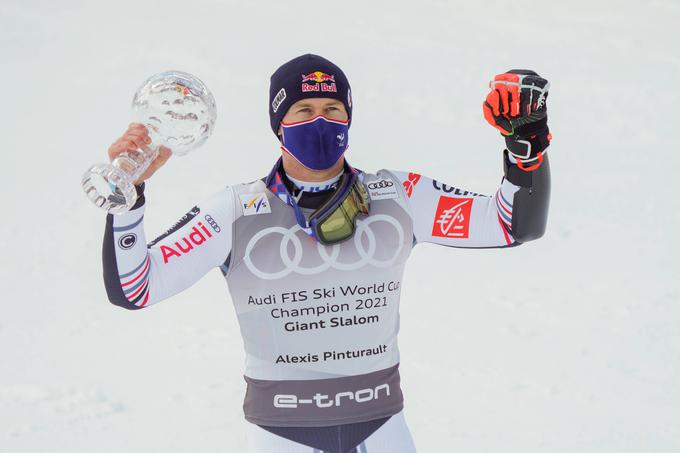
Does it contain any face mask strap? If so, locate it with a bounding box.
[281,115,350,128]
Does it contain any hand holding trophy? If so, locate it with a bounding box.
[82,71,217,214]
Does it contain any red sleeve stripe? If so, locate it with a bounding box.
[498,213,512,229]
[127,279,149,300]
[128,281,149,306]
[121,256,150,287]
[497,214,512,245]
[496,189,513,214]
[139,291,150,307]
[495,195,513,226]
[498,187,514,208]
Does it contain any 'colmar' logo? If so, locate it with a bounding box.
[160,222,215,264]
[432,196,473,239]
[118,233,137,250]
[432,180,481,196]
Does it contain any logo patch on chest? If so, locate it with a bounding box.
[367,179,398,201]
[240,193,271,216]
[243,215,405,280]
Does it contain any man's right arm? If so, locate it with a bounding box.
[102,184,234,310]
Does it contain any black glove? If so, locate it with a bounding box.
[483,69,551,171]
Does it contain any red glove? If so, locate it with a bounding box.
[483,69,551,171]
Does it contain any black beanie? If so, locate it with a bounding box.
[269,54,352,136]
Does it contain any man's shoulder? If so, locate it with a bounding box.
[359,168,400,183]
[357,169,411,205]
[229,178,267,193]
[227,179,274,219]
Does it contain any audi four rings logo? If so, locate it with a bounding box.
[367,180,394,190]
[204,214,221,233]
[244,214,405,280]
[118,233,137,250]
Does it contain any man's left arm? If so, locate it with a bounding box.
[392,69,552,248]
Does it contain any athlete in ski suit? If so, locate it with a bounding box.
[101,54,551,453]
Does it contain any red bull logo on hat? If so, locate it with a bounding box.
[301,71,336,83]
[301,70,337,93]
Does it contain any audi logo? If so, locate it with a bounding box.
[367,180,394,190]
[204,214,221,233]
[244,214,405,280]
[118,233,137,250]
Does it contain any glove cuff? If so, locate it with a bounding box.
[504,150,539,187]
[504,117,550,169]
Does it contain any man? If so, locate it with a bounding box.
[102,54,551,453]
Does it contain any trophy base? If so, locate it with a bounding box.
[82,164,137,214]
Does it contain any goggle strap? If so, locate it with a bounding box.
[308,173,355,224]
[264,159,369,244]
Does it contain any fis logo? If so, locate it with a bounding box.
[432,196,473,239]
[301,71,337,93]
[240,193,271,216]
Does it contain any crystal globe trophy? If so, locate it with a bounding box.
[82,71,217,214]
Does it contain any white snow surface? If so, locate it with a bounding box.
[1,0,679,451]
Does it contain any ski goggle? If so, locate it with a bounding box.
[308,173,370,245]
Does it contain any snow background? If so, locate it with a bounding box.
[1,0,679,451]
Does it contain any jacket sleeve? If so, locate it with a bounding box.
[102,184,235,310]
[391,152,550,248]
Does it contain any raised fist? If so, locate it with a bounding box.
[483,70,551,171]
[483,69,549,135]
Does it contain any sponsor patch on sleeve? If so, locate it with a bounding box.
[431,196,473,239]
[271,88,286,113]
[240,193,271,216]
[367,178,399,201]
[148,206,200,246]
[118,233,137,250]
[402,172,421,198]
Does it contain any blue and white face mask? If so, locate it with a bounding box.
[280,116,349,171]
